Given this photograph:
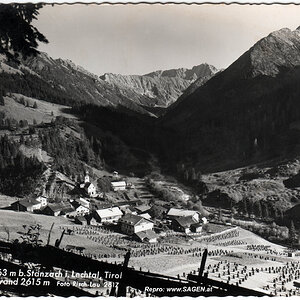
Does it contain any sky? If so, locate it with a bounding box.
[35,4,300,75]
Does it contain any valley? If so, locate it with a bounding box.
[1,6,300,296]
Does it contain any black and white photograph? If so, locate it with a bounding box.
[1,1,300,297]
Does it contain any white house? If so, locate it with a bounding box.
[35,196,48,207]
[70,199,90,216]
[111,181,126,191]
[76,205,90,216]
[95,207,123,223]
[202,217,208,224]
[167,208,200,222]
[119,214,153,235]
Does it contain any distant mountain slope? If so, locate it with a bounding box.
[0,53,156,116]
[171,69,223,108]
[0,52,218,116]
[160,27,300,172]
[100,64,218,107]
[23,53,156,114]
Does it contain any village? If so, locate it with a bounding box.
[2,169,300,297]
[6,169,209,244]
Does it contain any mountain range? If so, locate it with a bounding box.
[160,26,300,172]
[3,25,300,217]
[100,64,217,107]
[0,53,217,117]
[2,26,300,176]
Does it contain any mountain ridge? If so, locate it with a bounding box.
[160,26,300,172]
[100,63,218,107]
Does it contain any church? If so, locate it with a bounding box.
[80,171,97,197]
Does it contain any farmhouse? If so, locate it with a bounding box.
[135,204,151,214]
[75,215,88,226]
[119,214,153,235]
[167,208,200,222]
[70,199,90,216]
[135,230,158,243]
[35,196,48,207]
[86,215,98,226]
[190,222,203,233]
[111,181,126,191]
[11,199,42,213]
[171,216,199,234]
[95,207,123,223]
[148,205,168,219]
[75,214,98,226]
[119,205,138,215]
[201,217,208,224]
[42,202,75,217]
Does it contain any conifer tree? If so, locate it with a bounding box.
[289,220,297,245]
[0,4,48,61]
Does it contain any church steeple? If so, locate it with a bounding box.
[84,170,90,183]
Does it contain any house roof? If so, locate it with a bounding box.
[18,199,40,208]
[36,196,47,201]
[135,204,151,213]
[75,216,87,222]
[111,181,126,187]
[119,214,152,226]
[84,182,94,189]
[167,208,199,217]
[135,230,157,241]
[191,222,202,228]
[71,200,89,210]
[44,202,74,213]
[120,206,138,215]
[96,207,123,219]
[173,216,198,228]
[139,213,151,220]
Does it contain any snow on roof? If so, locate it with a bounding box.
[96,207,123,218]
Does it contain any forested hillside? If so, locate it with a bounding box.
[0,135,45,196]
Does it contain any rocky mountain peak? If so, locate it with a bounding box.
[247,27,300,77]
[100,64,218,107]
